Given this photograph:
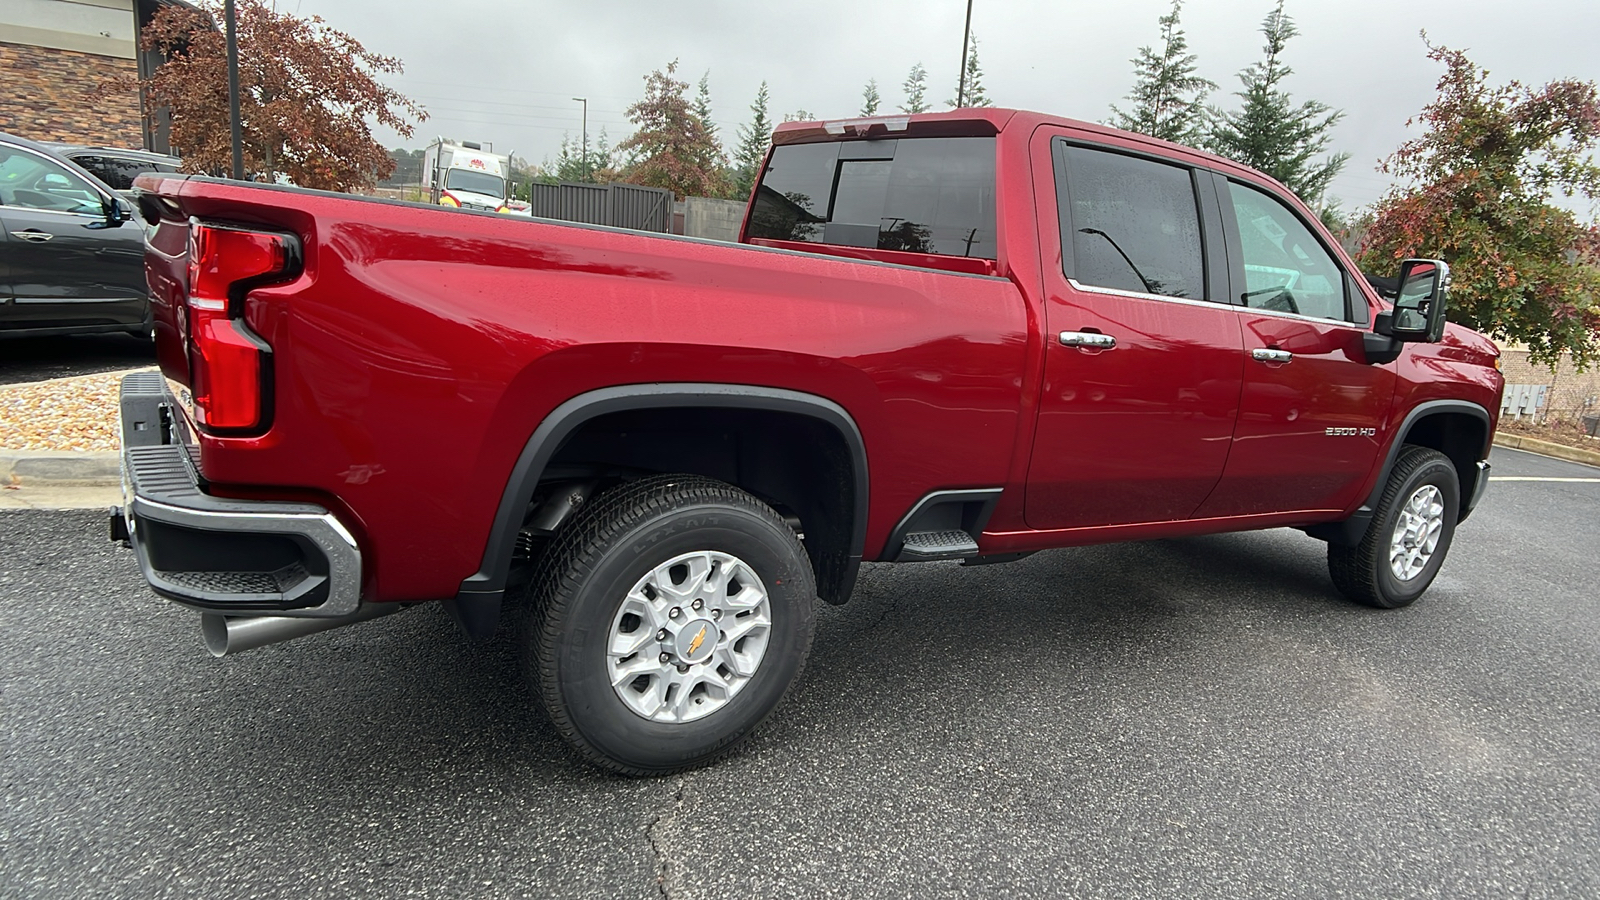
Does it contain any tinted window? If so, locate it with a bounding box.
[0,146,104,214]
[1060,145,1205,300]
[748,137,997,259]
[1227,181,1347,320]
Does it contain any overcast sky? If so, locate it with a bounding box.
[297,0,1600,214]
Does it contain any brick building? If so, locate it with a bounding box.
[1499,348,1600,423]
[0,0,197,153]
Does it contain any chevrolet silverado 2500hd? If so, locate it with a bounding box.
[115,109,1503,774]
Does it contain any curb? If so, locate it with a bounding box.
[0,450,121,487]
[1493,433,1600,468]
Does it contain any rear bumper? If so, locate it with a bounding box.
[113,372,363,618]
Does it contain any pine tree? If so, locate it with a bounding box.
[731,81,773,199]
[948,35,993,107]
[1109,0,1215,144]
[1206,1,1348,205]
[861,78,881,116]
[695,71,717,141]
[782,109,815,123]
[901,62,929,114]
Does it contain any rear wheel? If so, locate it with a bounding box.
[1329,445,1460,609]
[525,474,816,774]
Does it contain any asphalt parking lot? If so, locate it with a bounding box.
[2,447,1597,899]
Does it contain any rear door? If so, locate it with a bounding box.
[1191,175,1394,517]
[0,143,146,331]
[1024,134,1245,530]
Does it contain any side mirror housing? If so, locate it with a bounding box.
[1377,258,1449,343]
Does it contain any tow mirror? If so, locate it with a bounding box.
[1375,258,1449,343]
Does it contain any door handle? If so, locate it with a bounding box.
[10,230,52,242]
[1060,331,1117,350]
[1251,348,1293,363]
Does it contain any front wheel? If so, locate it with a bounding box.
[525,474,816,774]
[1329,445,1460,609]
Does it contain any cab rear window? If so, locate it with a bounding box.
[748,137,997,260]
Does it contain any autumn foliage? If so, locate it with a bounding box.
[106,0,424,192]
[616,61,728,200]
[1360,40,1600,367]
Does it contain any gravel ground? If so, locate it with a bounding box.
[0,368,154,452]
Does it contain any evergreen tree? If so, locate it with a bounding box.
[782,109,815,123]
[1206,1,1348,205]
[1109,0,1215,144]
[731,81,773,199]
[861,78,881,116]
[695,71,717,141]
[901,62,929,114]
[948,35,993,107]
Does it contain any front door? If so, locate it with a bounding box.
[1025,136,1244,530]
[0,143,146,331]
[1193,177,1393,518]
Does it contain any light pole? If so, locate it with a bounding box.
[225,0,243,179]
[956,0,974,108]
[573,97,588,181]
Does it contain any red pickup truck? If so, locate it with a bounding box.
[116,108,1502,774]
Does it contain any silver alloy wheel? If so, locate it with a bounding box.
[1389,484,1445,581]
[605,550,772,723]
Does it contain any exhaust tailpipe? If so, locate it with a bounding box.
[200,603,408,657]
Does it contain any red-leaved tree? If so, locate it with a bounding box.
[104,0,424,192]
[1359,40,1600,367]
[617,61,728,199]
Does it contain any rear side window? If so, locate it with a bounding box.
[1058,144,1206,301]
[747,137,997,259]
[70,154,176,190]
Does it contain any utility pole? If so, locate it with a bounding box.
[956,0,974,108]
[225,0,243,179]
[573,97,589,181]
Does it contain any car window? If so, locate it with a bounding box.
[747,136,997,259]
[1059,144,1206,301]
[0,146,104,215]
[1226,180,1347,321]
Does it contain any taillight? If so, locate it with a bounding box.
[184,222,298,432]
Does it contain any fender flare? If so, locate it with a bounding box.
[1307,399,1491,547]
[453,383,870,613]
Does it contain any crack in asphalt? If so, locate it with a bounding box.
[645,775,688,900]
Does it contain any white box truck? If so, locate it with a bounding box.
[422,138,511,212]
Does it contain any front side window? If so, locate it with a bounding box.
[747,136,997,259]
[1226,180,1347,321]
[1060,144,1206,301]
[0,147,104,215]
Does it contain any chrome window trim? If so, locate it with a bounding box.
[1066,278,1224,312]
[1067,278,1360,328]
[0,204,106,221]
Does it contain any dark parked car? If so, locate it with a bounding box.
[45,143,183,196]
[0,132,149,339]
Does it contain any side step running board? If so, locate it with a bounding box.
[896,530,980,562]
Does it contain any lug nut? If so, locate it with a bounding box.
[691,599,703,610]
[676,664,690,673]
[659,652,671,663]
[712,609,722,620]
[656,629,668,641]
[670,608,681,619]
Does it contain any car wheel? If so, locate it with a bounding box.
[1329,445,1460,609]
[525,474,816,775]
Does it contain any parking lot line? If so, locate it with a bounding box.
[1489,476,1600,482]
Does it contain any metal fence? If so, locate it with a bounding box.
[525,182,673,233]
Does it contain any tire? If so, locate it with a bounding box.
[1329,445,1460,609]
[525,474,817,775]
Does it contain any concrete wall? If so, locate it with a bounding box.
[0,42,142,147]
[1500,349,1600,423]
[682,196,745,242]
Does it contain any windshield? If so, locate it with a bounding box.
[446,168,504,198]
[747,136,997,259]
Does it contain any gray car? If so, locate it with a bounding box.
[0,132,149,339]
